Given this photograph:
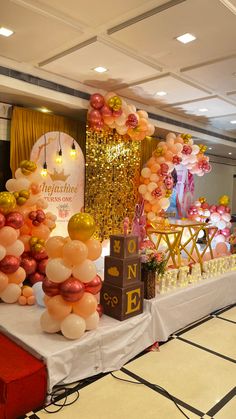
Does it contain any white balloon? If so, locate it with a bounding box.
[6,240,24,257]
[147,182,157,192]
[61,314,86,340]
[0,245,6,261]
[40,310,61,333]
[46,258,72,283]
[138,184,147,195]
[0,283,21,303]
[14,178,30,192]
[85,311,99,330]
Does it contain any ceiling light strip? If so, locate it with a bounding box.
[107,0,186,34]
[39,36,97,67]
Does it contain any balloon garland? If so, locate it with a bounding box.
[88,92,155,140]
[0,160,57,305]
[40,213,103,340]
[187,196,231,244]
[138,133,212,221]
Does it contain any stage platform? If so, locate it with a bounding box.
[0,271,236,392]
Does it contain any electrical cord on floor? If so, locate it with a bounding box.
[111,372,190,419]
[43,383,80,414]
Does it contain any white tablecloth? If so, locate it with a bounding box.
[0,271,235,391]
[145,271,236,341]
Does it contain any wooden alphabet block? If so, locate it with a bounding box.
[104,255,141,287]
[100,281,144,321]
[110,235,138,259]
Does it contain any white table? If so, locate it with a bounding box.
[0,271,235,391]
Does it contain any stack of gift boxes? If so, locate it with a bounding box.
[100,234,144,321]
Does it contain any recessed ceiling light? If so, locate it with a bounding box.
[40,107,51,113]
[93,66,108,73]
[228,152,232,155]
[176,33,196,44]
[156,91,167,96]
[198,108,208,112]
[230,120,236,124]
[208,147,212,150]
[0,27,14,37]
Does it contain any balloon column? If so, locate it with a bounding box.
[40,213,103,340]
[0,160,56,304]
[187,196,231,244]
[138,133,211,221]
[88,92,155,140]
[0,199,26,303]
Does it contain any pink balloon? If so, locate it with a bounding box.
[90,93,105,110]
[0,226,18,247]
[221,228,230,237]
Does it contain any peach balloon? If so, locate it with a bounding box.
[45,236,65,258]
[19,235,31,252]
[72,259,97,283]
[72,292,97,318]
[6,240,24,257]
[0,226,18,247]
[144,202,152,212]
[31,224,50,240]
[147,157,156,168]
[60,314,86,340]
[85,311,100,330]
[165,151,174,161]
[20,224,31,235]
[85,239,102,261]
[1,283,21,303]
[138,185,147,195]
[151,163,160,173]
[150,174,159,182]
[18,295,27,305]
[46,258,72,283]
[40,310,61,333]
[215,242,228,255]
[8,267,26,284]
[0,271,8,292]
[47,295,72,321]
[143,179,149,185]
[28,295,35,305]
[22,286,33,298]
[63,240,88,266]
[0,245,6,261]
[141,167,151,178]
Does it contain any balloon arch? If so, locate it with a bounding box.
[138,132,211,222]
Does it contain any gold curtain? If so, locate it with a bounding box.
[10,106,85,174]
[140,136,160,167]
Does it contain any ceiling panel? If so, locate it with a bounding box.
[228,92,236,101]
[117,74,210,106]
[0,0,82,62]
[182,56,236,94]
[110,0,236,69]
[43,40,160,88]
[26,0,164,27]
[163,97,236,118]
[209,114,236,133]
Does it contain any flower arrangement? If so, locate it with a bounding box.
[140,247,166,275]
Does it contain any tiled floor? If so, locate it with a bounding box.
[22,304,236,419]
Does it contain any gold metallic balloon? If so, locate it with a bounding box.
[219,195,229,206]
[20,160,37,176]
[68,213,96,242]
[0,192,16,214]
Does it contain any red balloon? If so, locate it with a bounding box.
[0,255,20,274]
[21,257,37,275]
[42,278,60,297]
[0,213,6,228]
[6,212,24,229]
[225,207,231,213]
[96,303,103,318]
[38,258,48,274]
[33,249,48,261]
[209,205,217,213]
[101,104,112,117]
[85,275,102,295]
[88,109,102,123]
[29,211,37,221]
[28,271,45,285]
[60,277,85,302]
[221,228,231,237]
[90,93,105,110]
[113,109,122,117]
[216,205,225,215]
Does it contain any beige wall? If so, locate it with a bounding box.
[194,162,234,207]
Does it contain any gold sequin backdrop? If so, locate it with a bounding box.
[85,128,148,240]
